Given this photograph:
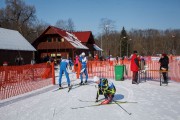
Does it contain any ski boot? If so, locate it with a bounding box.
[83,80,88,85]
[79,81,83,85]
[101,99,110,105]
[132,81,138,84]
[68,84,72,88]
[59,84,63,89]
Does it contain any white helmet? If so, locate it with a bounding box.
[81,52,85,56]
[93,76,99,83]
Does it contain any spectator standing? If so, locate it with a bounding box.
[74,55,79,73]
[68,57,73,70]
[116,56,119,64]
[95,54,99,61]
[159,54,169,84]
[130,51,140,84]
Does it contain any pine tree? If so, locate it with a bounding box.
[120,27,128,57]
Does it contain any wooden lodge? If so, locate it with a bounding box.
[32,26,102,63]
[0,28,36,66]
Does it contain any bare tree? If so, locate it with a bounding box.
[99,18,115,34]
[3,0,36,33]
[67,18,75,31]
[27,20,49,43]
[55,18,75,31]
[55,19,67,30]
[99,18,116,56]
[0,0,37,42]
[127,29,180,55]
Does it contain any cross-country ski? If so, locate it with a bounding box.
[71,100,137,109]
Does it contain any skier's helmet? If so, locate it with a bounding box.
[81,52,85,56]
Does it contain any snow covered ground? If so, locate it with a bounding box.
[0,71,180,120]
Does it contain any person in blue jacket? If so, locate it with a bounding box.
[59,57,71,88]
[68,57,73,70]
[80,52,88,85]
[93,76,116,104]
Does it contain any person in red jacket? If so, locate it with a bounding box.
[130,50,140,84]
[94,54,99,61]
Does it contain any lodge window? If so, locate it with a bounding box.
[57,37,61,42]
[51,53,56,57]
[57,53,61,58]
[52,37,56,42]
[56,37,64,42]
[47,37,52,42]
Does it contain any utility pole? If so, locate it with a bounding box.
[172,35,175,55]
[105,25,110,58]
[101,34,102,56]
[120,36,126,57]
[127,39,132,57]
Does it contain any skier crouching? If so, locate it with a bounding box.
[93,76,116,104]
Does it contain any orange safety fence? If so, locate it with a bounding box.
[87,61,115,78]
[87,60,180,82]
[0,62,55,100]
[139,60,180,82]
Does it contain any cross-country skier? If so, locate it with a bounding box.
[93,76,116,104]
[79,52,88,85]
[58,57,71,89]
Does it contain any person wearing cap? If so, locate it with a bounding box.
[130,50,140,84]
[79,52,88,85]
[95,54,99,61]
[58,56,71,88]
[73,55,80,78]
[159,53,169,84]
[93,76,116,104]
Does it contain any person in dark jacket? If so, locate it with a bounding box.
[68,57,73,70]
[159,54,169,84]
[130,51,140,84]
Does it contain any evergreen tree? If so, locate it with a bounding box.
[120,27,128,57]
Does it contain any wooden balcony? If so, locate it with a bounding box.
[37,42,74,50]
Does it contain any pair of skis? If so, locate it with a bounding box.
[54,82,91,92]
[71,100,136,109]
[57,84,77,92]
[67,83,90,92]
[72,99,137,115]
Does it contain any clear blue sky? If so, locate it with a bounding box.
[0,0,180,36]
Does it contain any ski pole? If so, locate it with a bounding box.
[112,99,132,115]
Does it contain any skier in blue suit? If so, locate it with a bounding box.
[59,57,71,88]
[80,52,88,85]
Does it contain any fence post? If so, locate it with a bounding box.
[32,65,34,81]
[51,62,55,85]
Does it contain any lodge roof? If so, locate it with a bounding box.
[33,26,91,50]
[0,28,36,51]
[64,31,88,49]
[50,26,92,43]
[72,31,92,43]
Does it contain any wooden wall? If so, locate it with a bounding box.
[0,50,33,66]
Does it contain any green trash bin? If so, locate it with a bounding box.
[115,65,124,81]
